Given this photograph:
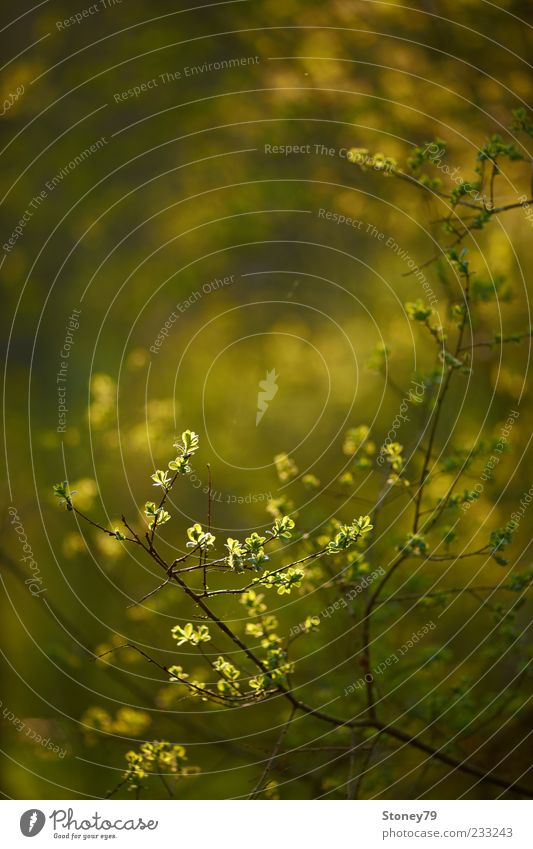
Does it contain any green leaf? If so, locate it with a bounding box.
[168,456,191,474]
[151,469,171,490]
[53,480,74,511]
[171,623,211,646]
[405,299,433,322]
[187,523,215,550]
[225,537,245,571]
[174,430,199,458]
[271,516,295,539]
[327,516,373,553]
[149,509,171,531]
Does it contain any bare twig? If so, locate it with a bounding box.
[249,705,296,798]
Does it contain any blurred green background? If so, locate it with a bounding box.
[1,0,531,799]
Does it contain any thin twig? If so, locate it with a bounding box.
[249,705,296,798]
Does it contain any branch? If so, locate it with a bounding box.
[374,720,533,798]
[384,582,531,603]
[248,705,296,798]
